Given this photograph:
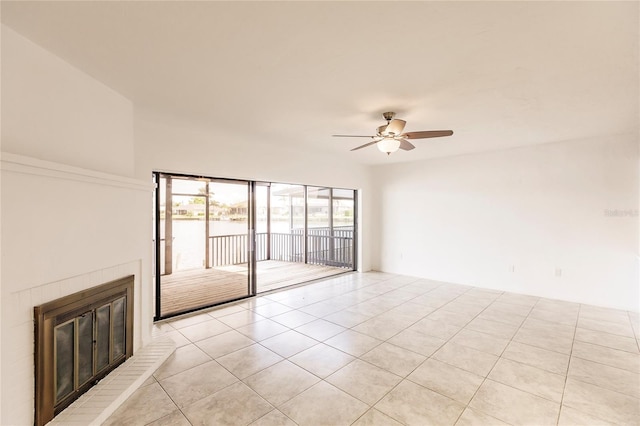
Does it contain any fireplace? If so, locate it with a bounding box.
[34,276,134,426]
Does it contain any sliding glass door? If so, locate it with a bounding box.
[255,185,357,292]
[154,173,357,320]
[155,174,251,318]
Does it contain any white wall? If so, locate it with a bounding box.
[1,25,153,425]
[134,110,374,271]
[1,26,134,177]
[372,134,639,311]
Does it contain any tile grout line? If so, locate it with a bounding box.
[343,285,506,425]
[343,285,454,425]
[155,361,251,425]
[451,293,535,425]
[284,278,452,426]
[276,278,439,417]
[627,310,640,353]
[556,303,581,425]
[564,308,640,405]
[242,275,407,423]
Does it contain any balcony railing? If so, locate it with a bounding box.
[160,227,354,275]
[209,227,354,269]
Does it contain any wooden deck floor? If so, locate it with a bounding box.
[160,260,347,316]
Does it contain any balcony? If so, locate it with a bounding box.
[159,227,354,317]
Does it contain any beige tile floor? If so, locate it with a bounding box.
[104,272,640,426]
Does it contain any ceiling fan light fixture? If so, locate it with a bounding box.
[377,137,401,155]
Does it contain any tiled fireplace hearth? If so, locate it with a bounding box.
[47,338,174,426]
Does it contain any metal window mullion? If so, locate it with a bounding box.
[73,318,79,392]
[109,301,114,364]
[267,184,271,260]
[164,176,173,276]
[329,188,335,264]
[92,308,98,378]
[304,186,308,264]
[205,181,210,269]
[353,190,358,271]
[154,172,162,320]
[249,181,257,295]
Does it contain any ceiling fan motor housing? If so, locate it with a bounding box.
[382,111,396,121]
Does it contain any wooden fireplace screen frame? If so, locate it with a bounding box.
[34,275,134,426]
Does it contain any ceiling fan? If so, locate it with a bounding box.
[333,112,453,155]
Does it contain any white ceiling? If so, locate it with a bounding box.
[1,1,638,165]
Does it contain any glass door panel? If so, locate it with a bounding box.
[170,194,205,271]
[157,174,250,318]
[270,184,305,263]
[208,181,250,270]
[332,188,356,268]
[255,183,305,292]
[255,184,269,261]
[307,187,331,265]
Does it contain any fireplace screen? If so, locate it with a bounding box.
[35,276,133,426]
[53,296,126,404]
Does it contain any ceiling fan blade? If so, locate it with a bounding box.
[385,119,406,136]
[402,130,454,139]
[350,141,378,151]
[332,135,376,138]
[398,139,415,151]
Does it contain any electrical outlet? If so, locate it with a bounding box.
[510,265,515,273]
[555,268,562,277]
